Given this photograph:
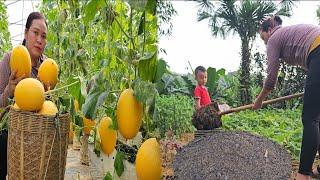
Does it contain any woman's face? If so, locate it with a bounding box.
[24,19,47,60]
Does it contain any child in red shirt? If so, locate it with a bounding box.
[194,66,211,109]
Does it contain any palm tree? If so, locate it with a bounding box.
[196,0,294,105]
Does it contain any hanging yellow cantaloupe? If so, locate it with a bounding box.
[135,138,161,180]
[116,89,143,140]
[83,117,95,135]
[98,117,117,155]
[38,58,59,89]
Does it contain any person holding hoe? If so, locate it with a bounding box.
[253,15,320,180]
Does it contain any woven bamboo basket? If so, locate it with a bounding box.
[7,107,70,180]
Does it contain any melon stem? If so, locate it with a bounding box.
[44,81,79,95]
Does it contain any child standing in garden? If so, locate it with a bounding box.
[194,66,211,110]
[192,66,230,130]
[192,66,222,130]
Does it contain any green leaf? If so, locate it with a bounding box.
[138,51,157,82]
[114,151,124,177]
[145,0,157,15]
[155,59,168,83]
[67,76,86,108]
[161,73,175,88]
[138,12,145,35]
[128,0,148,11]
[103,172,113,180]
[82,72,111,119]
[84,0,106,25]
[133,78,158,106]
[207,67,226,97]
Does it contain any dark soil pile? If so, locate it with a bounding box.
[173,130,291,180]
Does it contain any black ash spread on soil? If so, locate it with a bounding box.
[173,130,291,180]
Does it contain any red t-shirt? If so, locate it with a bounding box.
[194,85,211,106]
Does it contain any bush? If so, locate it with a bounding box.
[153,94,196,137]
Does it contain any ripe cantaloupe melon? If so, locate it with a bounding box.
[98,117,117,155]
[116,89,143,140]
[14,78,45,111]
[38,100,58,115]
[10,45,31,78]
[38,58,59,89]
[135,138,161,180]
[83,117,95,135]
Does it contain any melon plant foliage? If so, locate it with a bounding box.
[38,0,175,177]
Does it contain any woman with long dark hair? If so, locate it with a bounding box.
[0,12,48,180]
[253,15,320,180]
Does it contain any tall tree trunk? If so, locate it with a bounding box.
[239,38,251,105]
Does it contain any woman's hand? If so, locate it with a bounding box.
[5,70,25,97]
[252,98,263,110]
[252,88,272,110]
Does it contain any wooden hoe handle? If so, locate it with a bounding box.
[220,92,304,116]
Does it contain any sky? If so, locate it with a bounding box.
[4,1,320,74]
[5,0,40,46]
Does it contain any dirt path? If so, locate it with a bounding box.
[65,146,103,180]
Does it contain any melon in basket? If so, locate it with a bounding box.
[38,100,58,116]
[14,78,45,111]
